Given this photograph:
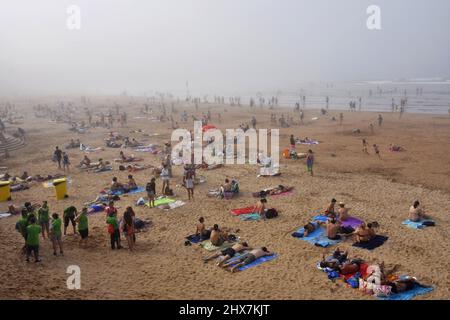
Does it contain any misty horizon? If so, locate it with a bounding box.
[1,0,450,96]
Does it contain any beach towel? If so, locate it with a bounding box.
[402,219,435,229]
[109,186,145,196]
[186,234,202,244]
[352,235,388,250]
[313,215,364,229]
[270,190,294,198]
[200,240,234,252]
[231,206,256,216]
[239,213,261,221]
[0,213,11,219]
[295,139,319,145]
[146,197,176,207]
[378,283,433,300]
[238,254,278,271]
[158,200,186,210]
[292,225,342,247]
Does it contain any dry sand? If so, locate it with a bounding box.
[1,98,450,300]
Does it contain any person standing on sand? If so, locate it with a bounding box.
[62,152,70,172]
[185,169,194,200]
[373,144,381,159]
[369,123,374,134]
[306,149,314,176]
[50,213,64,256]
[290,134,296,152]
[362,139,369,154]
[106,211,122,250]
[26,216,42,263]
[146,177,156,207]
[160,164,170,195]
[37,201,50,239]
[63,206,78,235]
[339,113,343,125]
[378,114,383,127]
[53,146,62,169]
[121,209,135,251]
[75,207,89,247]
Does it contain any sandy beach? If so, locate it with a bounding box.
[0,98,449,300]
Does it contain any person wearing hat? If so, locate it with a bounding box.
[338,202,350,221]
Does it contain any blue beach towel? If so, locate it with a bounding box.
[352,235,388,251]
[239,213,261,221]
[109,186,145,196]
[186,234,202,244]
[402,219,435,229]
[238,254,278,271]
[378,284,434,300]
[292,224,341,247]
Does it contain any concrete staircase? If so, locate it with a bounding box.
[0,133,26,153]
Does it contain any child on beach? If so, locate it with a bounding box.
[373,144,381,159]
[106,212,122,250]
[146,177,156,207]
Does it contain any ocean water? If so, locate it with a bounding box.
[194,81,450,115]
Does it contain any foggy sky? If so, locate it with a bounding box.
[1,0,450,96]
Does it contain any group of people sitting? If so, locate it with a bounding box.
[109,175,138,194]
[209,178,239,199]
[319,248,426,295]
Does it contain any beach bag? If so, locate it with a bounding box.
[107,224,114,235]
[265,208,278,219]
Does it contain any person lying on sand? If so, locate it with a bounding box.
[409,200,430,222]
[119,163,154,172]
[385,277,424,293]
[389,144,404,152]
[203,241,252,266]
[301,220,326,237]
[210,224,229,247]
[223,247,272,273]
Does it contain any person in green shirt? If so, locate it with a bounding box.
[38,200,50,239]
[106,212,122,250]
[26,216,42,263]
[75,207,89,247]
[16,209,29,254]
[50,213,64,256]
[63,205,78,235]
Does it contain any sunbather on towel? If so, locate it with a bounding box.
[326,218,353,240]
[79,155,92,168]
[203,241,252,266]
[385,277,422,294]
[255,198,267,218]
[354,222,375,243]
[195,217,211,240]
[389,144,404,152]
[337,202,350,221]
[210,224,229,247]
[223,247,273,273]
[301,220,326,237]
[110,177,129,193]
[324,198,337,217]
[409,200,430,222]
